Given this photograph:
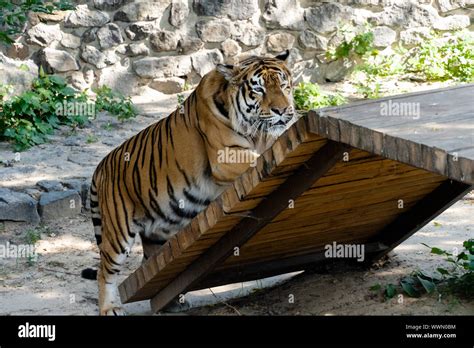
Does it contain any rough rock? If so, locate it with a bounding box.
[150,30,179,52]
[62,179,90,208]
[36,180,63,192]
[133,56,192,78]
[292,59,323,84]
[83,67,95,85]
[25,188,42,200]
[64,4,110,27]
[126,43,150,57]
[178,37,204,54]
[352,8,376,26]
[98,64,143,95]
[232,22,265,47]
[149,77,185,94]
[67,71,90,91]
[193,0,259,20]
[372,26,396,48]
[0,188,40,224]
[114,1,171,22]
[305,3,352,34]
[196,19,232,43]
[373,2,438,28]
[37,48,80,73]
[0,53,38,97]
[29,10,67,25]
[433,15,470,30]
[192,49,224,77]
[324,58,355,82]
[170,0,190,27]
[125,22,155,41]
[437,0,472,12]
[82,28,98,44]
[97,23,124,49]
[6,43,30,60]
[38,190,82,221]
[298,30,328,51]
[221,39,241,57]
[80,45,110,69]
[27,23,62,47]
[262,0,305,30]
[93,0,125,11]
[400,27,432,46]
[266,33,295,52]
[60,33,81,49]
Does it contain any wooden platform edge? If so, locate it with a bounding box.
[307,111,474,185]
[367,179,473,262]
[149,140,349,313]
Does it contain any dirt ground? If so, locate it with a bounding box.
[0,197,472,316]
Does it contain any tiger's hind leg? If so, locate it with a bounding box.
[98,221,137,316]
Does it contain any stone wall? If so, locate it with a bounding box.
[1,0,473,96]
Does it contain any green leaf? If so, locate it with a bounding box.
[430,247,446,255]
[463,239,474,253]
[18,64,30,72]
[433,221,442,227]
[385,284,397,299]
[436,267,450,276]
[417,275,436,294]
[369,284,381,291]
[401,279,419,297]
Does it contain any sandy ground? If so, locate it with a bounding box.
[0,82,473,316]
[0,197,472,316]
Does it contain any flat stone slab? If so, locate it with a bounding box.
[38,190,82,221]
[0,188,40,224]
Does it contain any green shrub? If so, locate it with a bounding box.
[356,50,406,77]
[0,68,89,150]
[372,239,474,300]
[0,69,137,151]
[327,25,375,60]
[355,31,474,83]
[405,31,474,82]
[93,85,137,121]
[293,82,347,111]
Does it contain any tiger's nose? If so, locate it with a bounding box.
[271,107,288,115]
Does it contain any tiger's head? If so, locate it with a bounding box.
[216,50,295,138]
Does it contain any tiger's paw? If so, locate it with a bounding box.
[101,306,126,316]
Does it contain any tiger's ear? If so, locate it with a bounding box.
[275,50,290,63]
[216,64,238,81]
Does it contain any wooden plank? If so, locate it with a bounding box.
[315,84,473,124]
[308,115,474,184]
[149,140,349,313]
[367,180,473,262]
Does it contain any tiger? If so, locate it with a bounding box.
[81,50,295,315]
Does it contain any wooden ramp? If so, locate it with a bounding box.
[119,84,474,313]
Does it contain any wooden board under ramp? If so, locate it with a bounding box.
[119,84,474,313]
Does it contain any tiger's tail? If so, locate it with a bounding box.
[81,176,101,280]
